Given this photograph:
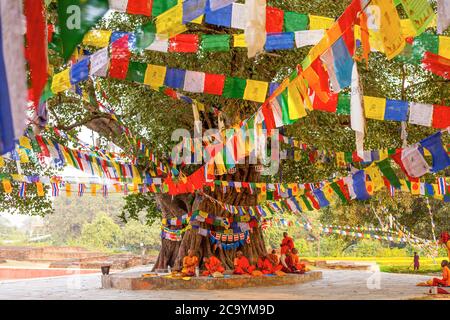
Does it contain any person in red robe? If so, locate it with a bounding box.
[233,251,256,275]
[280,232,295,255]
[431,260,450,287]
[291,248,306,273]
[281,249,304,273]
[257,255,274,274]
[267,249,283,273]
[202,255,225,276]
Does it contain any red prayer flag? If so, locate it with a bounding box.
[422,52,450,79]
[313,92,337,112]
[204,73,226,95]
[337,0,361,32]
[109,35,131,80]
[432,105,450,129]
[127,0,153,16]
[261,103,276,132]
[24,0,48,109]
[169,34,199,53]
[266,7,284,33]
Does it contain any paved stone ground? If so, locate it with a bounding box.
[0,267,438,300]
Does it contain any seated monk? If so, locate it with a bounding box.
[281,249,304,274]
[291,248,306,273]
[233,251,256,275]
[202,255,225,276]
[280,232,295,255]
[268,249,279,266]
[431,260,450,287]
[257,255,274,274]
[181,249,199,276]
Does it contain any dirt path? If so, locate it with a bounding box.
[0,268,440,300]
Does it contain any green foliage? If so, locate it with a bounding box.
[79,212,123,250]
[122,219,161,252]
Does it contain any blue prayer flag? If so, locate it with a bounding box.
[384,99,408,121]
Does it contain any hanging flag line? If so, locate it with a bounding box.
[48,44,450,129]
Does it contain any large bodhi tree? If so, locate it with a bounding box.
[6,0,449,269]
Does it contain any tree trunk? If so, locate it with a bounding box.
[152,164,267,271]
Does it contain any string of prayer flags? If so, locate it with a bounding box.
[0,0,28,155]
[57,0,109,61]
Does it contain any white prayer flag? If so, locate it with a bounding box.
[231,3,248,29]
[244,0,266,58]
[108,0,128,12]
[408,102,433,127]
[146,36,169,52]
[295,30,325,48]
[401,145,430,178]
[183,71,205,93]
[90,48,109,77]
[209,0,236,11]
[437,0,450,34]
[350,62,366,158]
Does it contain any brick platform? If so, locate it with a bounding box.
[102,271,323,290]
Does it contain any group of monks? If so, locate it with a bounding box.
[180,232,306,277]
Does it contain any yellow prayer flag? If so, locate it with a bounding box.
[144,64,167,88]
[19,149,29,164]
[155,3,187,37]
[51,69,71,94]
[0,157,4,167]
[365,165,385,192]
[363,96,386,120]
[287,81,307,120]
[191,15,203,24]
[294,150,301,161]
[91,184,97,196]
[411,181,420,195]
[370,0,405,60]
[243,80,268,103]
[309,15,334,30]
[400,19,417,38]
[233,34,247,47]
[2,180,12,193]
[432,184,444,200]
[36,182,45,197]
[66,184,72,197]
[336,152,346,167]
[82,30,112,47]
[379,149,389,160]
[19,136,32,150]
[439,36,450,59]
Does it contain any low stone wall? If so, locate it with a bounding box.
[103,271,323,291]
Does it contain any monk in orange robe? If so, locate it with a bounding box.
[268,249,279,266]
[440,232,450,260]
[280,232,295,255]
[181,249,199,276]
[291,248,306,273]
[257,255,274,274]
[233,251,256,275]
[202,255,225,276]
[431,260,450,287]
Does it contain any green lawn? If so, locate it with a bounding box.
[303,256,446,275]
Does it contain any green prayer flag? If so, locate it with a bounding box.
[135,22,156,50]
[337,93,351,115]
[284,11,308,32]
[376,158,401,189]
[280,89,296,125]
[266,191,274,201]
[152,0,178,17]
[301,195,313,211]
[57,0,109,61]
[200,34,231,52]
[126,62,147,83]
[344,152,353,164]
[396,32,438,65]
[222,77,247,99]
[330,182,348,203]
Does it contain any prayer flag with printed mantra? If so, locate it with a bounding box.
[204,73,226,95]
[109,35,131,80]
[144,64,166,88]
[266,7,284,33]
[169,34,199,53]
